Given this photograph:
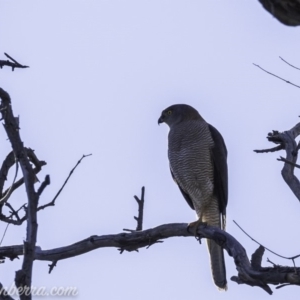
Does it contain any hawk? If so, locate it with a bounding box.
[158,104,228,290]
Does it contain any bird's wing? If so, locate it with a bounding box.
[170,168,195,210]
[208,124,228,226]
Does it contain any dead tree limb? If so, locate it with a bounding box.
[0,282,14,300]
[0,223,299,294]
[0,53,29,71]
[0,149,46,210]
[0,88,38,300]
[123,186,145,232]
[255,122,300,202]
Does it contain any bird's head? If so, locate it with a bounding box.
[158,104,201,127]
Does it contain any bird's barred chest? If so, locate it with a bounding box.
[167,121,215,207]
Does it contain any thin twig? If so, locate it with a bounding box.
[267,258,277,267]
[0,203,27,225]
[6,203,22,221]
[0,213,26,225]
[233,220,300,261]
[48,260,57,274]
[37,154,92,211]
[276,283,293,290]
[278,156,300,169]
[0,223,9,246]
[0,156,18,205]
[253,63,300,89]
[279,56,300,71]
[4,53,22,65]
[0,148,46,201]
[2,165,46,198]
[254,145,283,153]
[0,151,16,197]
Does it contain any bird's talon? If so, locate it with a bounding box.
[186,224,193,234]
[201,222,208,228]
[188,219,206,237]
[195,236,202,244]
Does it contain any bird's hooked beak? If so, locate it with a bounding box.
[158,114,164,125]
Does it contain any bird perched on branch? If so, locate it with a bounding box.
[158,104,228,290]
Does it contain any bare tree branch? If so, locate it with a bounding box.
[278,156,300,169]
[0,88,38,300]
[0,151,16,199]
[254,144,283,153]
[255,121,300,202]
[0,282,14,300]
[0,155,18,206]
[279,56,300,70]
[123,186,145,232]
[134,186,145,231]
[253,63,300,88]
[0,224,9,247]
[234,220,300,261]
[0,53,29,71]
[5,203,26,223]
[48,260,57,274]
[0,223,299,294]
[0,149,46,210]
[37,154,92,211]
[0,202,27,225]
[37,175,50,197]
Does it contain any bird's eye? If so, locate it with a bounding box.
[167,110,172,115]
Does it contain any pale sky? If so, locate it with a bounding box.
[1,1,300,299]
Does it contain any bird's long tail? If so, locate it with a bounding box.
[203,202,227,291]
[206,238,227,290]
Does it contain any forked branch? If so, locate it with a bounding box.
[0,53,29,71]
[0,88,39,300]
[254,122,300,201]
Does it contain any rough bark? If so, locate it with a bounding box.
[0,223,299,294]
[0,88,39,300]
[255,122,300,202]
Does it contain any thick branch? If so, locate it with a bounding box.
[0,282,14,300]
[0,88,38,299]
[0,223,298,294]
